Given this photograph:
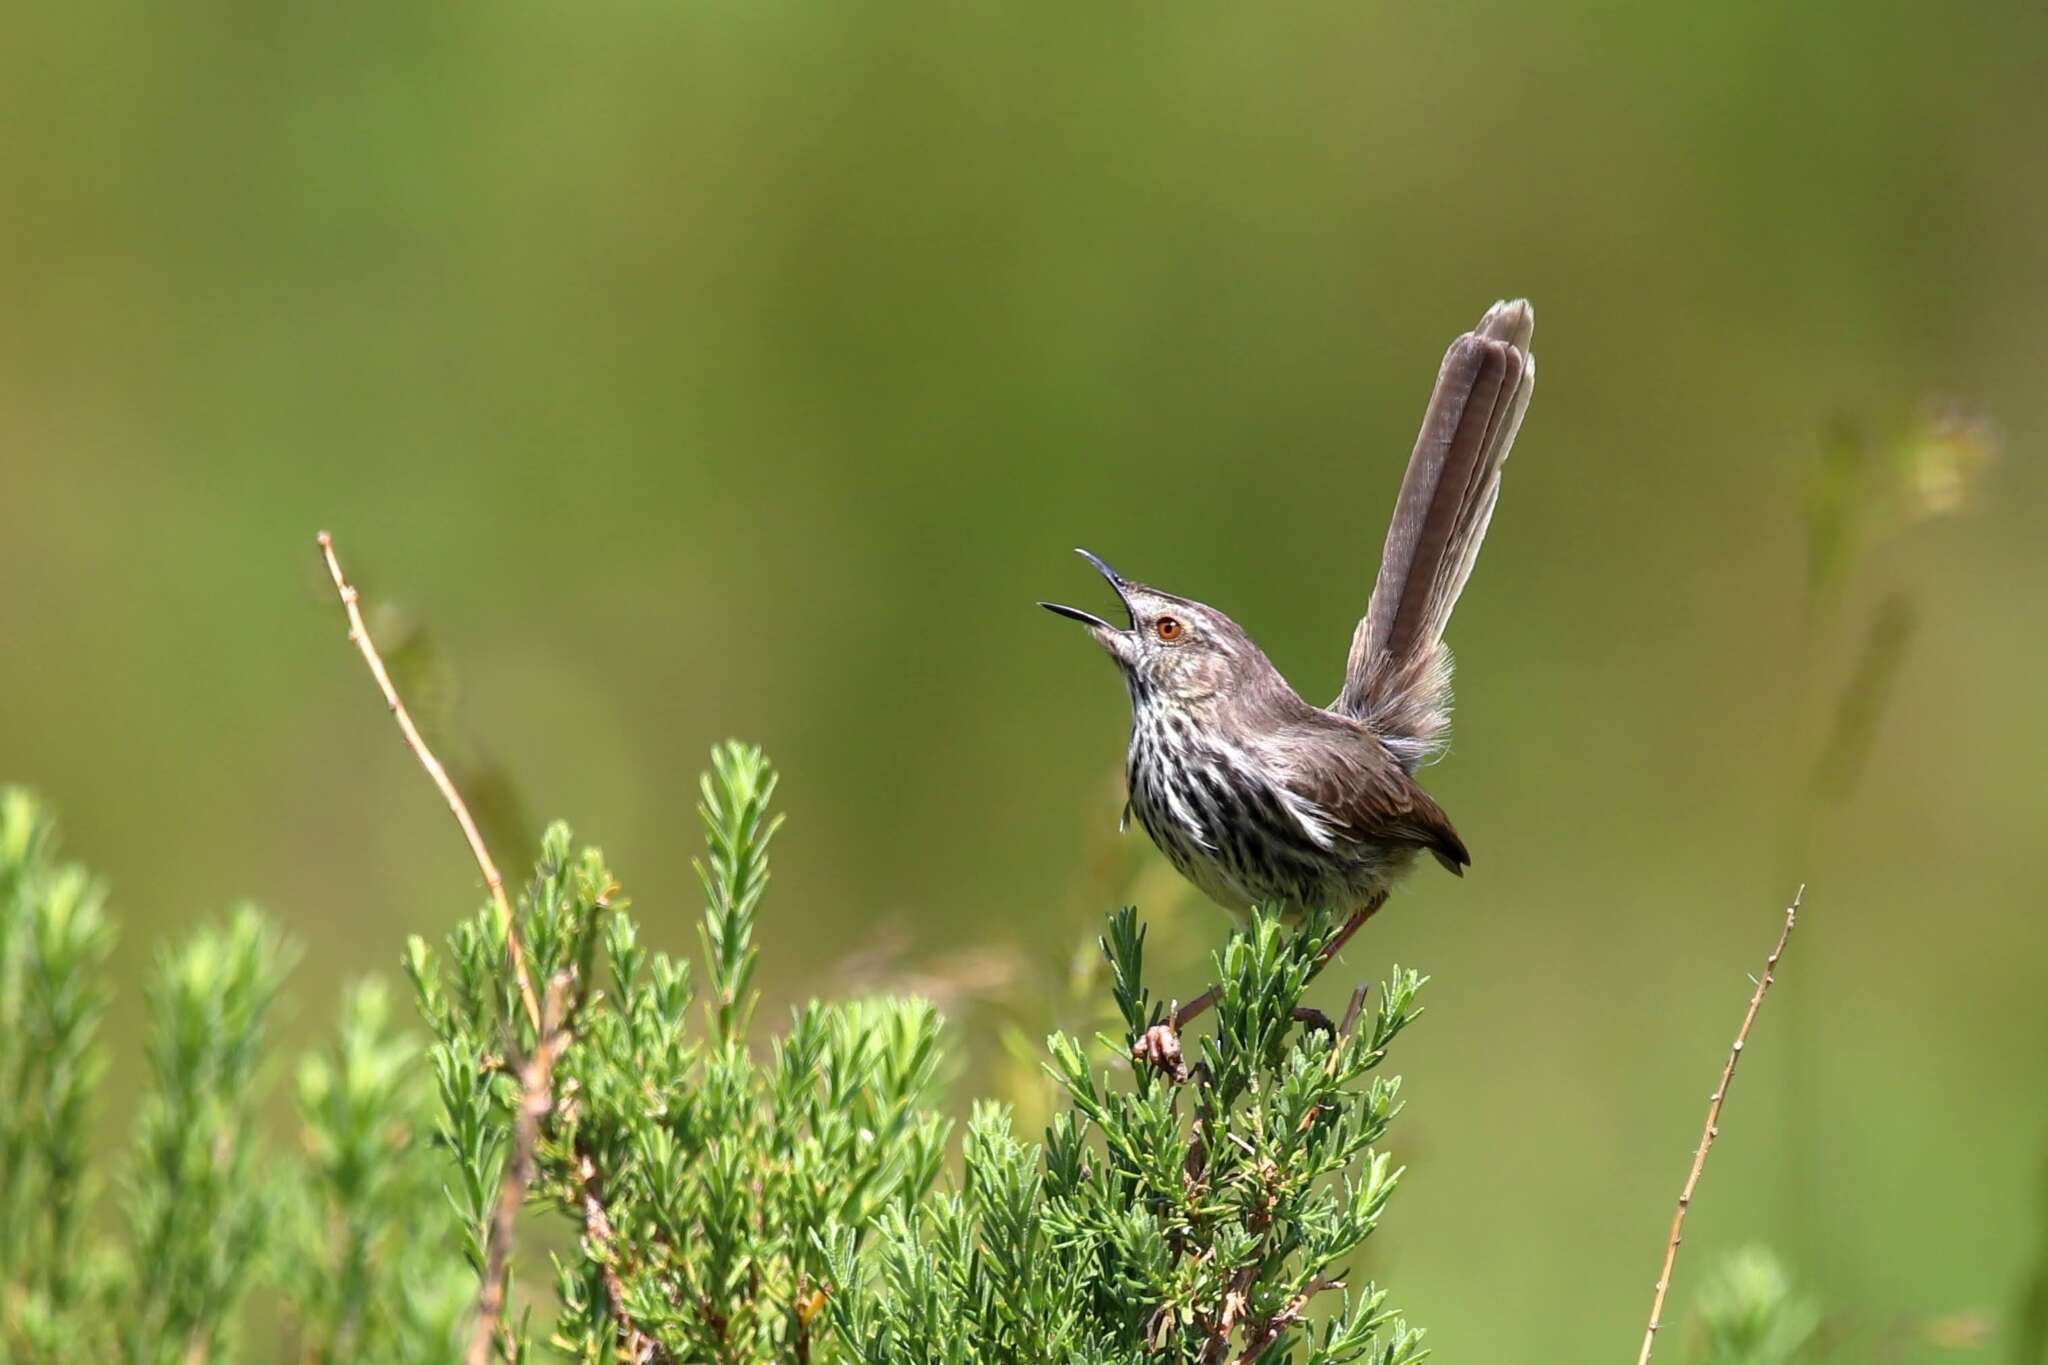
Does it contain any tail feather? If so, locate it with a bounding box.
[1335,299,1536,766]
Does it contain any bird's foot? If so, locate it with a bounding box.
[1290,1005,1338,1038]
[1132,1022,1189,1083]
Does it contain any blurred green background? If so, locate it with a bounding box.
[4,1,2046,1359]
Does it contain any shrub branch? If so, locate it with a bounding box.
[472,974,570,1365]
[317,531,557,1363]
[575,1149,658,1363]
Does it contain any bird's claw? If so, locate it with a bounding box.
[1291,1006,1338,1039]
[1133,1022,1189,1083]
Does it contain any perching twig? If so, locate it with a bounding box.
[1636,887,1802,1365]
[1337,983,1371,1039]
[316,532,542,1035]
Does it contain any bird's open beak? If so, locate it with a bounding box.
[1040,549,1135,649]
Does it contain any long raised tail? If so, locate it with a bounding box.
[1334,299,1535,768]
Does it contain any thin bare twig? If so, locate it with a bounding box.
[316,531,543,1036]
[317,531,561,1363]
[1636,887,1802,1365]
[1323,984,1373,1078]
[1337,984,1371,1039]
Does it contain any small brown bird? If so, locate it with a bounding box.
[1044,300,1535,940]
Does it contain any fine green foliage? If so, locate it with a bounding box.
[0,787,117,1355]
[0,792,473,1364]
[993,911,1427,1365]
[1690,1248,1820,1365]
[828,966,1427,1365]
[121,907,289,1363]
[405,743,955,1362]
[7,748,1707,1364]
[392,743,1432,1362]
[277,980,473,1363]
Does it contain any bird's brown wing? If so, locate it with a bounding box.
[1278,718,1471,874]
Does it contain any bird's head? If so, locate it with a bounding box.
[1041,550,1265,706]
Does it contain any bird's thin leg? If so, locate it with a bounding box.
[1169,985,1220,1032]
[1314,891,1385,964]
[1290,1005,1338,1036]
[1136,892,1390,1077]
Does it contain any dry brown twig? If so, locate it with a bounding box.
[316,531,553,1364]
[1636,887,1803,1365]
[316,530,543,1036]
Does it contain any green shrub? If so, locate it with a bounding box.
[0,746,1434,1364]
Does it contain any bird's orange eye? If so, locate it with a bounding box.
[1155,616,1184,642]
